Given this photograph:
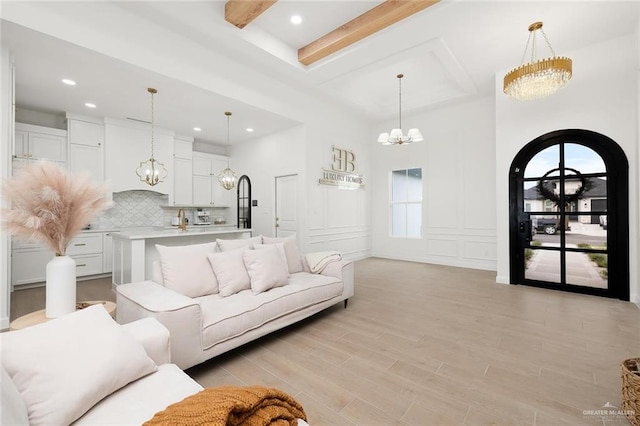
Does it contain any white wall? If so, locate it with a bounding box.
[229,125,306,239]
[495,34,639,301]
[0,44,13,329]
[304,115,371,260]
[231,116,372,261]
[371,96,497,270]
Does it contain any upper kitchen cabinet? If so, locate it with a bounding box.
[14,123,66,164]
[104,118,173,193]
[172,136,193,206]
[192,152,232,207]
[67,115,104,184]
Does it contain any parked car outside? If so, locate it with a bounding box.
[599,215,607,230]
[532,216,568,235]
[533,218,558,235]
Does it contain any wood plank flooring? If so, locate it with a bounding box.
[188,258,640,425]
[9,258,640,424]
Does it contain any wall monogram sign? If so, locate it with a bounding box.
[319,145,365,189]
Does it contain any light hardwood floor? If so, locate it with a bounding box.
[10,258,640,425]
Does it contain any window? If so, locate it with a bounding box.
[391,168,422,237]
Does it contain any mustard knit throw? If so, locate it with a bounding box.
[144,385,307,426]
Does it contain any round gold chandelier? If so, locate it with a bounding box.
[503,22,572,101]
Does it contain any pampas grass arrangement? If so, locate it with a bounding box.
[2,161,111,256]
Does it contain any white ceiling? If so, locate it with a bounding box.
[2,1,639,146]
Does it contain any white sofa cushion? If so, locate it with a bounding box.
[1,366,29,425]
[198,272,343,349]
[0,305,157,426]
[217,235,262,251]
[262,235,304,273]
[244,244,289,294]
[208,248,252,297]
[74,364,203,425]
[156,242,219,297]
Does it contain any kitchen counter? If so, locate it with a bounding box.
[111,227,252,285]
[111,226,249,240]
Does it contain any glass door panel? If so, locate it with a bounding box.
[525,249,561,283]
[565,250,607,288]
[564,143,606,173]
[510,130,628,300]
[517,140,610,288]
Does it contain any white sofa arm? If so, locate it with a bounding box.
[323,261,355,301]
[122,318,171,366]
[116,281,204,370]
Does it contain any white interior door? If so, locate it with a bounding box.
[275,175,298,238]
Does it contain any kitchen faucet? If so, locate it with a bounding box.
[177,209,187,231]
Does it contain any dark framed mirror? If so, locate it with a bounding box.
[237,175,251,229]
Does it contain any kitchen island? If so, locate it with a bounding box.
[111,226,252,285]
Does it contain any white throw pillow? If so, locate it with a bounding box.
[244,244,290,294]
[254,242,288,271]
[0,305,157,426]
[216,235,262,252]
[1,366,29,426]
[156,243,219,297]
[262,235,304,273]
[207,248,252,297]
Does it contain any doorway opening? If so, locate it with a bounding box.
[237,175,251,229]
[509,129,629,300]
[275,174,298,238]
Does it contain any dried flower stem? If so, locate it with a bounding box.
[1,161,111,255]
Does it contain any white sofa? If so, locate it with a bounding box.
[116,236,354,370]
[1,306,203,425]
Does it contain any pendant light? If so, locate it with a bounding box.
[218,111,237,191]
[503,22,573,100]
[377,74,423,145]
[136,88,168,186]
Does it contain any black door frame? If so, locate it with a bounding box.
[237,175,251,229]
[509,129,629,300]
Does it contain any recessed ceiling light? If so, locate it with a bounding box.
[62,79,76,86]
[246,128,254,132]
[85,103,96,108]
[193,127,201,132]
[290,15,302,25]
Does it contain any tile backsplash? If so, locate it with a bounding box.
[96,190,167,229]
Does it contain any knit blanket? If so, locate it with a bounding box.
[305,251,342,274]
[143,385,307,426]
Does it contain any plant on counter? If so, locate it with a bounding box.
[1,161,111,256]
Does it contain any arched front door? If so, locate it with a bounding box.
[509,129,629,300]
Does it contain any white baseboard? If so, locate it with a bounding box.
[495,275,510,285]
[1,316,9,331]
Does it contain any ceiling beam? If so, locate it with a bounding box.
[225,0,278,29]
[298,0,440,66]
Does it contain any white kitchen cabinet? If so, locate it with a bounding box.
[68,119,103,147]
[11,243,53,287]
[14,123,66,163]
[68,118,104,183]
[69,144,103,183]
[67,233,103,256]
[68,233,104,277]
[192,152,232,207]
[11,231,114,287]
[103,232,113,273]
[193,174,213,206]
[172,138,193,206]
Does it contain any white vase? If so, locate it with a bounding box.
[45,255,77,318]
